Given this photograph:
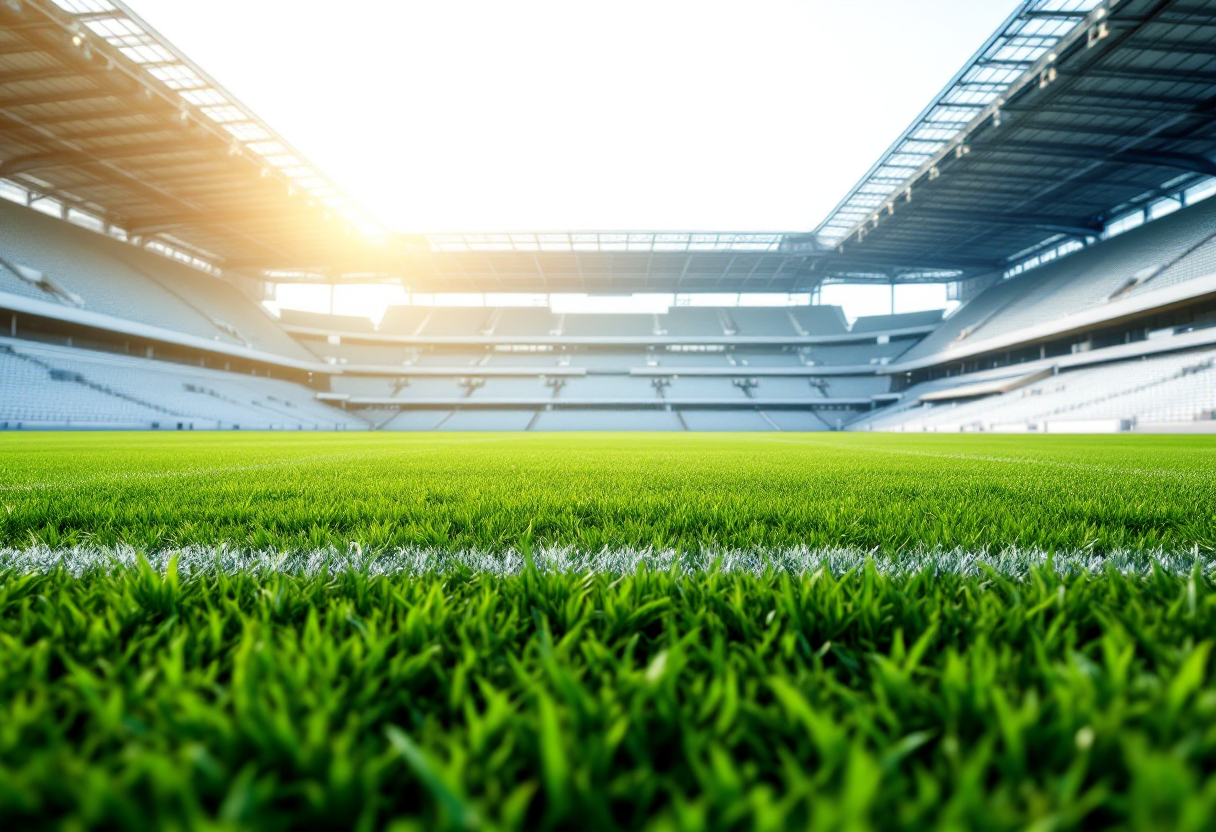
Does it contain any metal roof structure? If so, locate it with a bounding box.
[815,0,1105,244]
[826,0,1216,277]
[0,0,384,271]
[397,246,823,294]
[427,232,788,255]
[398,232,825,292]
[5,0,1216,293]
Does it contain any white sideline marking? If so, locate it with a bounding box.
[2,544,1212,578]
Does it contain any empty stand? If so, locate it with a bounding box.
[0,200,311,361]
[763,410,831,431]
[418,308,494,336]
[379,410,453,431]
[748,378,824,400]
[905,197,1216,366]
[851,310,944,332]
[666,377,751,400]
[377,306,431,335]
[531,410,685,431]
[560,314,657,337]
[492,308,563,336]
[730,307,801,337]
[790,306,848,335]
[660,308,726,336]
[559,376,659,400]
[470,377,556,400]
[863,349,1216,432]
[0,339,357,430]
[437,410,537,431]
[680,410,776,431]
[280,310,374,333]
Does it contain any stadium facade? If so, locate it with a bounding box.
[2,0,1216,432]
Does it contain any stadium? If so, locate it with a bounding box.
[2,0,1216,829]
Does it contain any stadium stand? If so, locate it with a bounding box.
[379,410,454,431]
[661,308,728,336]
[729,308,802,337]
[280,310,375,334]
[377,306,432,335]
[0,338,357,430]
[790,306,848,336]
[856,350,1216,433]
[492,308,563,336]
[5,0,1216,432]
[666,377,753,400]
[561,314,658,337]
[531,410,686,431]
[416,308,494,337]
[851,310,945,333]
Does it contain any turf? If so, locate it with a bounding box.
[2,432,1215,555]
[2,432,1216,830]
[3,562,1216,830]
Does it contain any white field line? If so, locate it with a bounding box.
[753,435,1216,482]
[2,544,1213,578]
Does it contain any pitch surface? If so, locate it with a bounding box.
[2,432,1215,829]
[2,432,1215,557]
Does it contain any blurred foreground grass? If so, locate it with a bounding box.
[2,561,1216,830]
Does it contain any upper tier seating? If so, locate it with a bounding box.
[417,308,494,336]
[377,306,431,335]
[851,310,944,333]
[560,314,657,337]
[0,199,312,361]
[492,308,563,336]
[729,307,802,337]
[789,306,848,335]
[903,196,1216,364]
[660,308,727,336]
[280,310,374,333]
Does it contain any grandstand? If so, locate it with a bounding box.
[3,0,1216,431]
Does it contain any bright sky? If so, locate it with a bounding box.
[129,0,1021,235]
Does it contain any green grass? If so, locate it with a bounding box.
[3,562,1216,830]
[2,432,1215,555]
[2,432,1216,829]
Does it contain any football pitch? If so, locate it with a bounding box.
[2,432,1215,829]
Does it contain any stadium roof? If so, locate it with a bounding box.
[0,0,384,270]
[823,0,1216,278]
[427,232,788,255]
[814,0,1106,245]
[4,0,1216,292]
[397,244,825,294]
